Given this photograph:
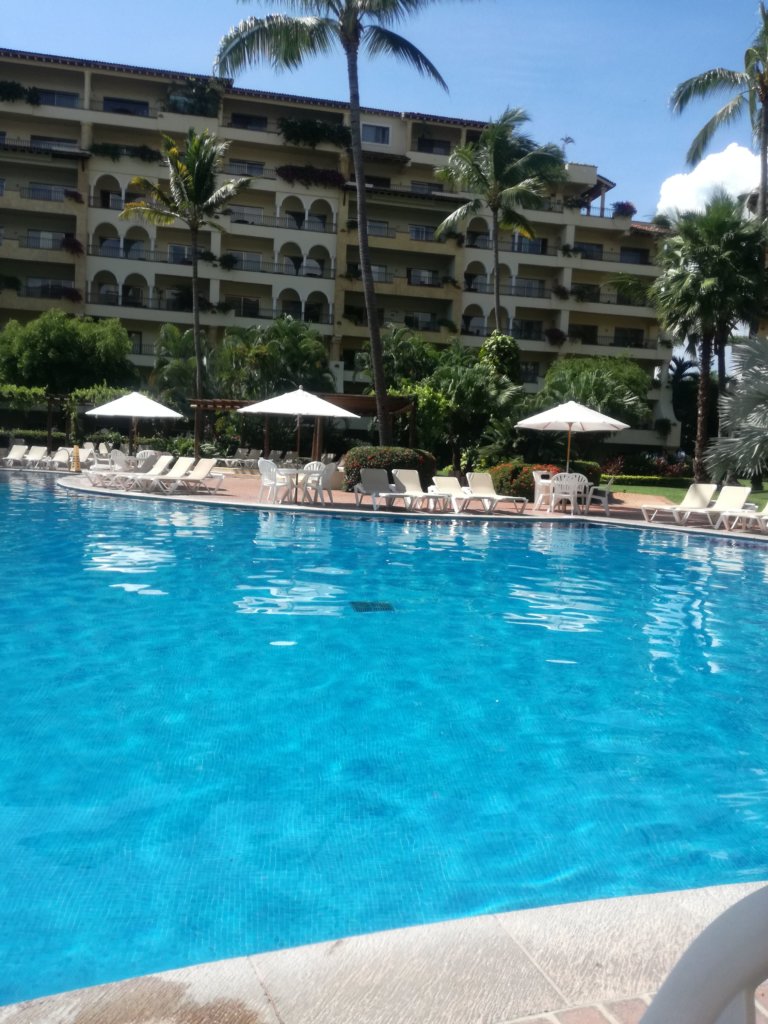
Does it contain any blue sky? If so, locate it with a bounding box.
[3,0,762,218]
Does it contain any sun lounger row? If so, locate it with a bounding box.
[85,455,224,494]
[353,468,527,514]
[641,483,759,530]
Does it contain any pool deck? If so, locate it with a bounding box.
[1,882,767,1023]
[3,468,768,1020]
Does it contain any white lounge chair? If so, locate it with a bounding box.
[432,476,476,513]
[21,445,48,469]
[675,485,752,527]
[641,483,717,522]
[151,456,195,492]
[40,448,71,472]
[389,468,449,511]
[167,458,224,494]
[354,468,396,508]
[466,472,527,513]
[115,454,175,490]
[3,444,28,467]
[718,498,768,532]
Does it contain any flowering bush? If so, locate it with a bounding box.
[343,445,436,489]
[612,200,637,217]
[490,462,561,499]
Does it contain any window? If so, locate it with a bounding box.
[97,283,119,304]
[127,331,144,355]
[0,179,5,197]
[230,112,268,131]
[305,213,328,231]
[228,250,261,272]
[511,318,543,340]
[461,314,484,336]
[168,243,192,264]
[123,238,145,259]
[367,219,390,237]
[364,175,390,188]
[0,132,6,147]
[229,159,264,176]
[348,262,388,282]
[404,312,437,330]
[122,285,145,307]
[415,137,451,155]
[303,257,325,277]
[466,231,490,248]
[515,277,546,298]
[361,123,390,145]
[410,181,443,194]
[464,272,488,292]
[569,324,598,344]
[573,241,603,260]
[229,204,264,225]
[613,327,645,348]
[99,190,123,210]
[30,136,78,152]
[281,299,302,317]
[28,182,64,201]
[513,235,545,255]
[37,90,79,108]
[103,96,150,117]
[520,361,540,384]
[409,224,436,242]
[285,210,305,228]
[619,246,650,265]
[407,268,438,286]
[26,229,62,249]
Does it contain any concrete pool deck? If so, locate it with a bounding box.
[1,882,767,1023]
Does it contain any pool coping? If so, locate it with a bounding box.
[2,882,767,1023]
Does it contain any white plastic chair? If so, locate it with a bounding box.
[257,458,290,503]
[302,462,337,505]
[549,472,590,514]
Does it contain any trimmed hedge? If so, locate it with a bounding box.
[343,445,436,490]
[611,475,694,488]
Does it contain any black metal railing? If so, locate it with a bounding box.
[228,207,335,232]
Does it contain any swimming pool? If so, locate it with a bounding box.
[2,473,767,1004]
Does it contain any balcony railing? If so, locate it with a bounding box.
[227,207,335,233]
[87,244,335,279]
[465,236,548,255]
[86,289,333,322]
[225,164,277,180]
[19,185,82,202]
[344,310,450,332]
[0,136,87,157]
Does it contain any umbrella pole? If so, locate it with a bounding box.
[312,417,323,462]
[296,416,302,457]
[566,428,572,472]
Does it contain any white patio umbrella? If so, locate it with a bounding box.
[86,392,183,453]
[516,400,629,471]
[238,387,359,459]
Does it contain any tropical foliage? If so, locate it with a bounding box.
[539,356,652,427]
[670,3,768,217]
[214,0,453,445]
[0,311,135,392]
[121,128,251,453]
[649,190,766,478]
[706,336,768,476]
[435,107,565,329]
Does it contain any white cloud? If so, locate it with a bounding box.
[656,143,760,214]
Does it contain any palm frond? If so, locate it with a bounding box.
[685,94,747,165]
[215,14,336,77]
[670,67,748,113]
[363,25,447,88]
[435,199,482,236]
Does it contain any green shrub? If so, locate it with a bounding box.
[343,445,436,490]
[569,460,601,485]
[493,462,562,499]
[612,474,694,488]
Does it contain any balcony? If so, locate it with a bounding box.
[0,136,89,158]
[18,185,83,203]
[227,207,335,233]
[87,244,335,279]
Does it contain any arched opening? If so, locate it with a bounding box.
[280,196,307,229]
[464,260,489,293]
[92,271,119,305]
[307,199,333,232]
[276,287,302,318]
[461,304,485,337]
[122,273,148,308]
[304,244,332,278]
[92,175,123,210]
[124,227,150,260]
[466,217,490,249]
[304,289,330,324]
[93,223,120,257]
[278,243,304,276]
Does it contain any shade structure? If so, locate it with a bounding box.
[516,401,629,471]
[238,387,359,459]
[86,392,183,453]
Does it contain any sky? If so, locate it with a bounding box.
[2,0,764,220]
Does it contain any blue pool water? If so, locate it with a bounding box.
[1,473,768,1003]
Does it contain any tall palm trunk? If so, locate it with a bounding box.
[491,208,502,331]
[760,100,768,221]
[190,225,204,458]
[694,332,714,481]
[344,45,391,445]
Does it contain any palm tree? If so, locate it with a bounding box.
[706,335,768,477]
[121,128,251,455]
[434,107,565,333]
[214,0,453,445]
[649,190,766,479]
[670,3,768,218]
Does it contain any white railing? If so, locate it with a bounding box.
[642,885,768,1024]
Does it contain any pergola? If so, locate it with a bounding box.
[188,394,417,460]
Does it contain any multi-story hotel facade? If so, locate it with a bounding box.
[0,48,678,449]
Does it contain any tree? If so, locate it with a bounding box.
[120,128,251,455]
[670,3,768,218]
[706,335,768,476]
[0,310,135,392]
[150,324,201,411]
[649,190,766,479]
[478,330,521,383]
[214,0,453,446]
[435,107,565,331]
[539,355,652,427]
[354,323,439,389]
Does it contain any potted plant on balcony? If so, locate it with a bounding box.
[611,200,637,218]
[552,283,570,300]
[60,235,84,255]
[544,327,567,345]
